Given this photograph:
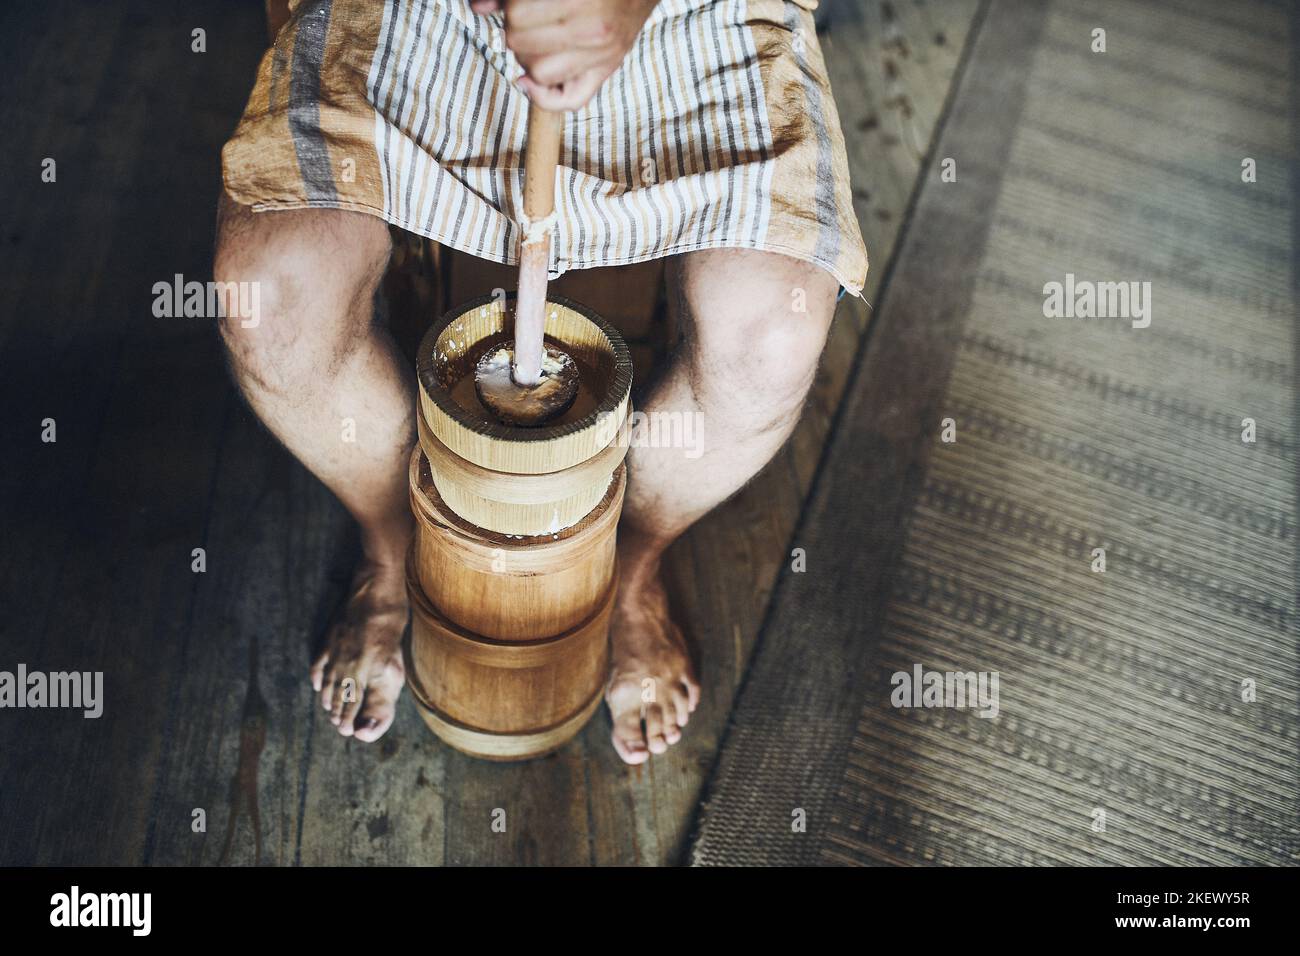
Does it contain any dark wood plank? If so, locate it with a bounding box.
[0,0,269,864]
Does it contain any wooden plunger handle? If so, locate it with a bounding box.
[523,107,563,220]
[513,106,564,386]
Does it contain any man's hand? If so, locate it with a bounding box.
[470,0,659,111]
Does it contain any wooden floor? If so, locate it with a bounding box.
[0,0,979,865]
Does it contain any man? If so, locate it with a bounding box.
[215,0,867,763]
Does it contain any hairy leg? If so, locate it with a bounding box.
[213,194,414,742]
[607,247,840,763]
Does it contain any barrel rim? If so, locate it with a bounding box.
[409,445,627,555]
[418,292,633,448]
[417,398,630,507]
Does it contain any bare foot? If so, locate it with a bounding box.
[310,558,408,742]
[605,557,700,764]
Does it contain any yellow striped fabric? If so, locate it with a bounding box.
[222,0,868,294]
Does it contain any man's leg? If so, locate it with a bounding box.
[213,194,414,742]
[607,248,840,763]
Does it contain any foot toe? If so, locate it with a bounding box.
[329,676,351,728]
[353,676,401,743]
[644,704,669,754]
[683,676,700,712]
[320,664,337,713]
[663,717,682,745]
[670,686,691,727]
[608,693,650,765]
[310,651,330,693]
[611,729,650,765]
[337,679,365,736]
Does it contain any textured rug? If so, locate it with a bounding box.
[691,0,1298,866]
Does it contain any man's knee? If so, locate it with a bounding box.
[681,254,838,421]
[212,198,388,394]
[213,241,312,394]
[733,308,832,391]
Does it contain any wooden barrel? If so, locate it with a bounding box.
[416,293,633,536]
[405,294,631,760]
[408,445,623,641]
[404,551,614,761]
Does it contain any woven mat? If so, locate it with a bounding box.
[691,0,1298,866]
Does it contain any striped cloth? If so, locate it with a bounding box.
[222,0,868,294]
